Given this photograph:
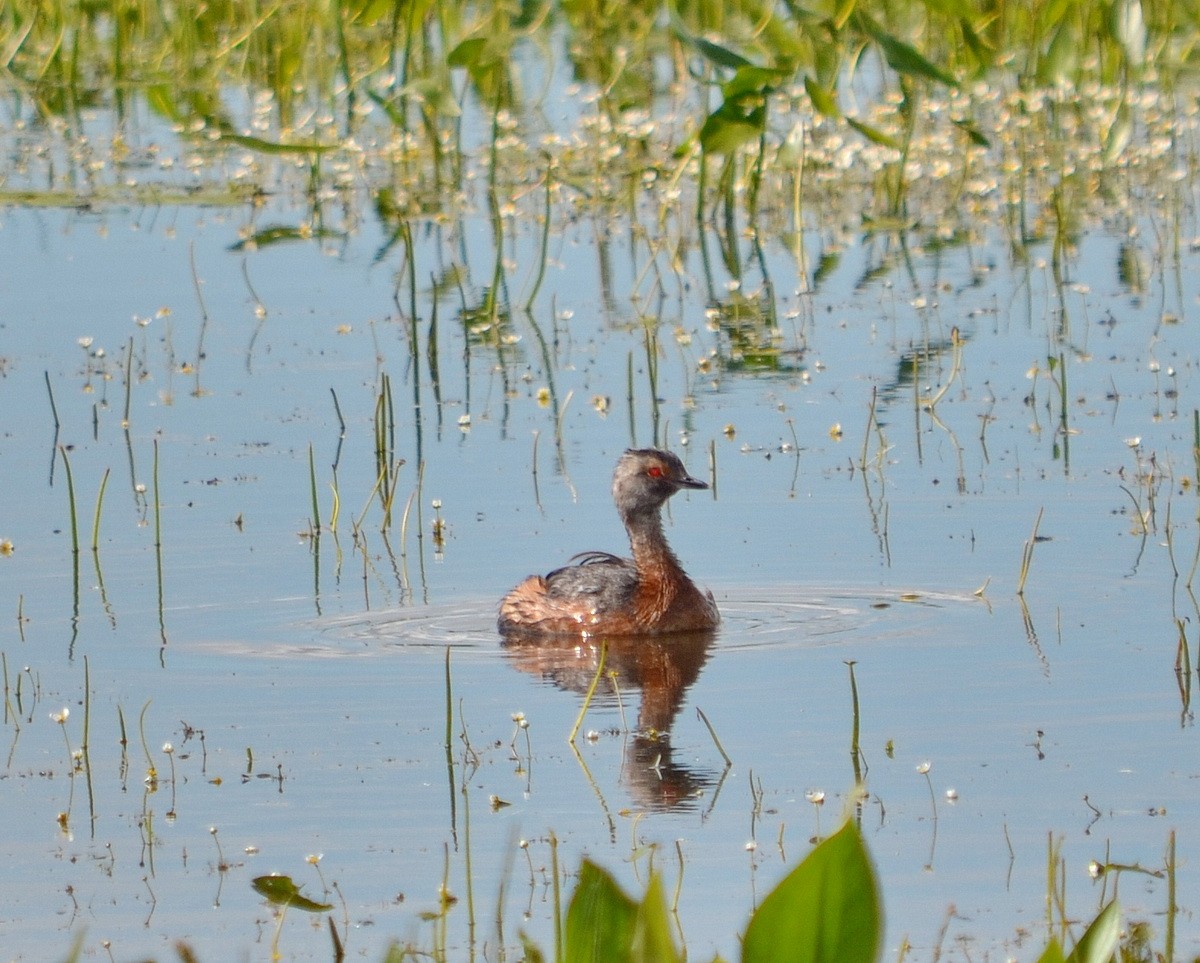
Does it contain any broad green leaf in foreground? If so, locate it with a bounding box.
[1066,900,1120,963]
[564,860,681,963]
[742,820,881,963]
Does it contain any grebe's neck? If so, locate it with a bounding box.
[623,508,684,573]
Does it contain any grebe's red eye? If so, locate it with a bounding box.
[647,465,664,478]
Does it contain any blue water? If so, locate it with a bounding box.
[2,91,1199,960]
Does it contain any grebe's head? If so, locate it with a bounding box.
[612,448,707,520]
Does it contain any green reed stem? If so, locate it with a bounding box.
[525,153,554,311]
[45,371,61,431]
[308,442,321,533]
[1166,828,1176,960]
[696,706,732,766]
[859,385,878,472]
[91,467,110,553]
[2,652,17,733]
[138,699,156,781]
[1016,506,1044,596]
[1192,409,1200,485]
[122,336,133,428]
[330,387,345,437]
[60,446,80,561]
[83,655,96,831]
[153,439,166,650]
[847,659,863,785]
[550,830,562,963]
[568,641,607,744]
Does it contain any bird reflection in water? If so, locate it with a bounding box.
[500,628,720,811]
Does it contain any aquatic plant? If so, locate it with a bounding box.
[54,818,1139,962]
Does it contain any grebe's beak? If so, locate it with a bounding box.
[677,472,708,490]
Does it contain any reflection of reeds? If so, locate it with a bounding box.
[1016,507,1044,596]
[153,440,168,651]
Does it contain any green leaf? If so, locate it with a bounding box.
[518,931,547,963]
[251,874,333,912]
[564,860,638,963]
[952,118,990,147]
[1104,102,1133,165]
[804,76,841,118]
[1039,19,1078,86]
[448,37,489,69]
[631,874,682,963]
[855,14,958,87]
[831,0,856,31]
[845,117,901,150]
[1035,940,1068,963]
[1110,0,1146,67]
[667,4,754,70]
[741,820,881,963]
[722,65,784,100]
[1066,900,1120,963]
[959,18,994,70]
[144,85,182,123]
[700,103,766,154]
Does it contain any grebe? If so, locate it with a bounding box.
[498,448,719,636]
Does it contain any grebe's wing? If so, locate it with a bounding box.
[543,550,636,602]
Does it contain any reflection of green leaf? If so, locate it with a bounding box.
[845,117,901,150]
[215,131,333,155]
[722,65,783,99]
[812,250,841,289]
[1104,102,1133,164]
[667,4,754,69]
[1039,18,1077,85]
[953,118,990,147]
[448,37,489,69]
[804,76,840,118]
[960,18,994,70]
[228,225,343,251]
[855,13,958,87]
[742,820,881,963]
[252,875,333,912]
[145,85,182,123]
[1110,0,1145,67]
[700,103,766,154]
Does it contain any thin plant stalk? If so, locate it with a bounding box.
[45,370,61,432]
[122,336,134,428]
[443,647,458,844]
[153,439,167,650]
[138,699,156,785]
[308,443,321,533]
[91,467,110,552]
[1016,507,1045,596]
[60,446,80,562]
[82,655,96,835]
[696,706,732,766]
[568,641,608,744]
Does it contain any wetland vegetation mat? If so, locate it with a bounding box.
[3,0,1200,959]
